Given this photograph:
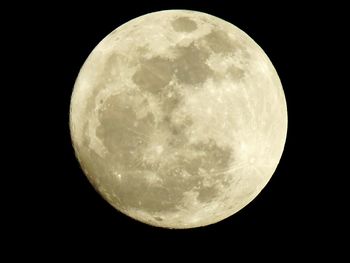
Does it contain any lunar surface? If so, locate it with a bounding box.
[70,10,288,228]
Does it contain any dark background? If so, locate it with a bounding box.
[9,0,343,257]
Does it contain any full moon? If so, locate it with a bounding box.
[70,10,287,228]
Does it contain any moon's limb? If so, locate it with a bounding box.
[70,10,287,228]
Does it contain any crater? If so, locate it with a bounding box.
[171,17,198,32]
[227,65,245,81]
[161,91,182,114]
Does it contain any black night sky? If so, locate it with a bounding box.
[8,0,343,258]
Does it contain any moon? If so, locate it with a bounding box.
[70,10,287,228]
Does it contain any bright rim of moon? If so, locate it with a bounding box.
[70,10,288,229]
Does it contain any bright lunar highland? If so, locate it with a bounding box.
[70,10,288,228]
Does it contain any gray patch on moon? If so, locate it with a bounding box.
[171,17,198,32]
[113,170,175,213]
[174,43,213,85]
[96,94,155,168]
[193,139,232,172]
[203,29,239,54]
[133,42,214,89]
[132,56,174,94]
[227,65,245,81]
[132,28,249,91]
[92,88,234,214]
[197,186,218,203]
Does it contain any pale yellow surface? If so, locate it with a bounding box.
[70,10,288,228]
